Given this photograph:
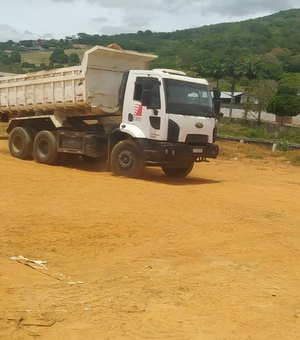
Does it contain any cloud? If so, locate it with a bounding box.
[1,0,299,42]
[92,7,154,34]
[0,25,20,41]
[52,0,162,10]
[51,0,300,14]
[194,0,300,17]
[49,0,300,35]
[0,24,53,42]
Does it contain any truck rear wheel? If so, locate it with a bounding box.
[162,163,194,178]
[9,127,33,160]
[111,140,145,178]
[33,130,59,165]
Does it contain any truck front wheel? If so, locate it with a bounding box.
[111,140,145,178]
[9,127,33,160]
[33,130,59,165]
[162,162,194,178]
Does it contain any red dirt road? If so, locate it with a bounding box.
[0,140,300,339]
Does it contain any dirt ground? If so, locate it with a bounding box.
[0,139,299,340]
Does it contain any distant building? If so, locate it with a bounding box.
[214,91,300,126]
[220,92,246,105]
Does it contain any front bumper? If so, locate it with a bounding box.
[140,140,219,166]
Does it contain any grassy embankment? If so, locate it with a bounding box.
[21,48,87,66]
[217,119,300,145]
[217,120,300,165]
[219,140,300,166]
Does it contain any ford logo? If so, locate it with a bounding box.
[195,122,203,128]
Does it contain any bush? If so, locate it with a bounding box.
[21,62,36,69]
[276,140,289,151]
[68,52,80,64]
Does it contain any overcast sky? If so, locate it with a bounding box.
[1,0,299,42]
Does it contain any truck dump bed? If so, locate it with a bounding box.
[0,46,156,116]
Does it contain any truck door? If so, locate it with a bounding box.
[123,74,166,141]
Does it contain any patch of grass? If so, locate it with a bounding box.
[217,119,300,144]
[282,129,300,144]
[245,151,264,159]
[217,121,270,139]
[21,51,52,65]
[21,48,87,66]
[218,147,236,159]
[218,141,267,160]
[65,48,87,60]
[290,155,300,166]
[218,140,300,166]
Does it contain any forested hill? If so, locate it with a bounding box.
[0,8,299,76]
[74,8,300,72]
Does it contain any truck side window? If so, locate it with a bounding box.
[134,81,143,101]
[134,77,161,109]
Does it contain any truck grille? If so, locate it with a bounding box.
[185,134,208,145]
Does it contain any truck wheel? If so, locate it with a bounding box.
[33,130,59,165]
[162,163,194,178]
[111,140,145,178]
[9,127,33,159]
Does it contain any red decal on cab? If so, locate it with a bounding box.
[134,104,143,116]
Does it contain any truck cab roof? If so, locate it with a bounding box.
[131,69,209,86]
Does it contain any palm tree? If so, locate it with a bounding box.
[195,60,226,89]
[242,59,264,123]
[224,60,245,121]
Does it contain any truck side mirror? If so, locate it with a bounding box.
[213,100,221,115]
[212,88,221,116]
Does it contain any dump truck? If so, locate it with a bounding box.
[0,45,219,178]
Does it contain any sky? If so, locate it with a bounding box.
[0,0,299,42]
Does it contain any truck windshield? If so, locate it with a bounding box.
[164,79,214,117]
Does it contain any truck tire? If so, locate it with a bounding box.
[111,140,145,178]
[33,130,59,165]
[162,162,194,178]
[9,127,33,160]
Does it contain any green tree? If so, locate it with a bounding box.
[39,63,48,70]
[244,79,276,125]
[224,60,245,120]
[259,56,283,81]
[68,52,80,65]
[49,48,68,64]
[0,51,10,65]
[195,60,226,89]
[10,50,21,64]
[20,40,33,48]
[21,61,36,69]
[267,80,300,124]
[279,73,300,93]
[268,95,300,124]
[242,59,265,122]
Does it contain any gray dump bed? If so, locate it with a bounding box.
[0,46,156,117]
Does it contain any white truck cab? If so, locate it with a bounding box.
[109,69,218,177]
